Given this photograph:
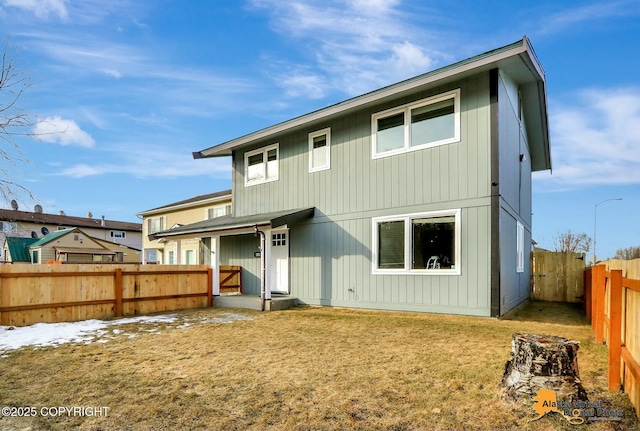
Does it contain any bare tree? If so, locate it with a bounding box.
[614,246,640,260]
[0,41,34,204]
[553,230,592,254]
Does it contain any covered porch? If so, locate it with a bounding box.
[150,207,314,311]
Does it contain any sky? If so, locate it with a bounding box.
[0,0,638,261]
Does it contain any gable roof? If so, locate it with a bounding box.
[194,36,551,172]
[137,189,232,217]
[0,209,142,232]
[28,227,107,251]
[5,237,38,262]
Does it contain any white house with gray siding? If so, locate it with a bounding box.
[152,37,551,317]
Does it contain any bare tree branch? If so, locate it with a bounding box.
[0,41,35,204]
[553,230,592,254]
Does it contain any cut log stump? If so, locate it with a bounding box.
[501,333,588,403]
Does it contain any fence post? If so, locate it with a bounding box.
[593,264,606,344]
[207,267,213,307]
[584,267,592,322]
[115,268,123,317]
[608,269,623,391]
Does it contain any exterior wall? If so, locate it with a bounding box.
[497,71,534,314]
[230,74,496,316]
[141,198,231,264]
[220,234,261,295]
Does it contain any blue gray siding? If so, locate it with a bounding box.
[220,234,261,295]
[497,71,533,314]
[226,74,496,316]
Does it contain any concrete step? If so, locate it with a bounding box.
[212,294,297,311]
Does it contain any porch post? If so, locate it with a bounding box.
[263,229,271,301]
[175,240,181,264]
[211,235,220,296]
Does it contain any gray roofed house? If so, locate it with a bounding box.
[153,37,551,317]
[0,208,142,262]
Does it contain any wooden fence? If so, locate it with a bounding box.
[220,265,241,294]
[584,260,640,417]
[0,264,213,326]
[531,250,586,302]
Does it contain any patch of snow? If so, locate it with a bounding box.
[0,312,253,357]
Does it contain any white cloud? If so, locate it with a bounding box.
[534,87,640,187]
[53,146,231,179]
[34,117,96,148]
[538,0,640,34]
[1,0,68,20]
[250,0,440,97]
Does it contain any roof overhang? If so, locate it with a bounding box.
[193,37,550,172]
[149,207,315,240]
[53,247,115,255]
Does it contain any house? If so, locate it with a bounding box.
[0,207,142,262]
[137,190,232,264]
[151,37,551,317]
[4,227,135,263]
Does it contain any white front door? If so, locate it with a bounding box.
[269,229,289,294]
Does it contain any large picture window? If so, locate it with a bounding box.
[371,89,460,159]
[372,209,461,275]
[245,144,279,186]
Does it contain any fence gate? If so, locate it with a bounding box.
[531,250,586,303]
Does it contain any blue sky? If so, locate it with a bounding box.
[0,0,639,260]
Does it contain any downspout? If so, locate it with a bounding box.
[254,225,267,311]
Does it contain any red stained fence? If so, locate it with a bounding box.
[585,262,640,417]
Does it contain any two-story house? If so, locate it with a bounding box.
[151,37,551,317]
[137,190,232,264]
[0,207,142,262]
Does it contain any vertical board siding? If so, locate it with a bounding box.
[290,206,491,315]
[229,73,495,316]
[220,234,261,296]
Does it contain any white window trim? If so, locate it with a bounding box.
[372,209,461,275]
[516,221,525,273]
[308,127,331,173]
[205,203,232,219]
[371,89,461,160]
[244,143,279,187]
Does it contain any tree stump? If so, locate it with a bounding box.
[501,333,588,403]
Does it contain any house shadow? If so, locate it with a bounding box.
[289,209,370,306]
[502,300,588,327]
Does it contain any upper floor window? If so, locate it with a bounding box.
[207,204,232,219]
[147,216,165,234]
[309,128,331,172]
[110,231,126,239]
[0,221,17,233]
[371,89,460,159]
[245,144,279,186]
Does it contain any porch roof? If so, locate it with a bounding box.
[149,207,315,240]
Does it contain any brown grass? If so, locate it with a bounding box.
[0,301,638,431]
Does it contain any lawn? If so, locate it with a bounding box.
[0,301,638,431]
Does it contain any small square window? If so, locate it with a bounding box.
[309,128,331,172]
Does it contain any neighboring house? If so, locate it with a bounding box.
[4,228,134,263]
[137,190,232,264]
[0,208,142,262]
[152,37,551,317]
